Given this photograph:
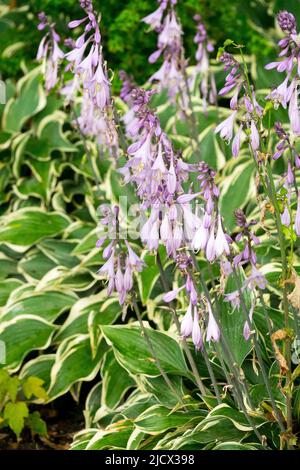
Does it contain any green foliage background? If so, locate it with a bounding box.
[1,0,300,88]
[0,0,300,451]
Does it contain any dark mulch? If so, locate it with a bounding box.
[0,396,85,450]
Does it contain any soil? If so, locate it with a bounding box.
[0,397,85,450]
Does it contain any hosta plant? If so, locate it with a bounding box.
[0,0,300,451]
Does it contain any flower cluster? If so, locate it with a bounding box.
[63,0,118,153]
[178,162,231,262]
[272,122,300,230]
[224,209,266,340]
[142,0,186,103]
[265,11,300,135]
[190,14,217,112]
[120,86,198,257]
[163,253,220,348]
[36,12,64,92]
[96,205,145,305]
[215,52,263,157]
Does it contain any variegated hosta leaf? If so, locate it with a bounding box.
[0,315,57,372]
[134,404,205,435]
[220,159,256,230]
[101,350,135,410]
[0,290,77,322]
[0,279,23,307]
[20,354,56,391]
[0,208,70,248]
[2,66,46,133]
[47,335,108,401]
[55,294,121,343]
[101,324,189,377]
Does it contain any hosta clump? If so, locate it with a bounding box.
[1,0,300,451]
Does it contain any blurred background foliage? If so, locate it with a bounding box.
[1,0,300,91]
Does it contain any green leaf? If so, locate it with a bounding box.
[135,405,204,435]
[6,376,20,402]
[219,298,252,366]
[47,335,107,400]
[20,355,55,391]
[101,350,135,409]
[2,67,46,132]
[0,315,57,372]
[0,208,70,247]
[3,401,29,438]
[85,382,102,426]
[213,442,258,450]
[18,250,57,280]
[26,411,47,437]
[220,160,255,230]
[56,294,120,342]
[0,279,23,307]
[0,369,10,401]
[86,424,133,450]
[101,324,188,377]
[1,290,77,323]
[22,376,48,401]
[38,239,79,268]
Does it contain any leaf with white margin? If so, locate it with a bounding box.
[0,315,57,372]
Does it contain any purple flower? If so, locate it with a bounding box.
[192,310,203,350]
[215,111,237,143]
[215,215,231,257]
[265,12,300,133]
[97,206,145,305]
[224,290,240,309]
[36,12,64,92]
[206,303,220,342]
[250,121,260,151]
[243,302,255,341]
[281,206,291,227]
[245,266,267,290]
[232,125,243,158]
[190,14,216,111]
[143,1,185,102]
[277,11,297,33]
[288,81,300,135]
[181,301,194,337]
[163,284,186,303]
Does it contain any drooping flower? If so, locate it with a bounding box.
[96,205,145,305]
[142,1,186,104]
[206,303,220,342]
[243,302,255,341]
[190,14,216,112]
[265,11,300,134]
[64,0,119,156]
[36,12,64,92]
[215,111,237,142]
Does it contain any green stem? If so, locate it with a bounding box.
[232,267,286,434]
[132,297,185,406]
[156,253,207,396]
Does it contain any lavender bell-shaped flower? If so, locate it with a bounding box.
[206,303,220,342]
[243,302,255,341]
[215,111,237,142]
[192,310,203,350]
[181,301,194,337]
[36,12,64,92]
[265,11,300,134]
